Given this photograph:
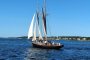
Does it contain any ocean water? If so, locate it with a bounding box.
[0,38,90,60]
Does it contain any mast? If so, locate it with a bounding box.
[43,0,47,33]
[36,0,39,25]
[42,0,47,40]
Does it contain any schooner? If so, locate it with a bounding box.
[28,0,63,49]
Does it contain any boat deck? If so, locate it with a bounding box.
[32,41,64,49]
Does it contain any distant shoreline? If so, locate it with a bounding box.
[4,36,90,41]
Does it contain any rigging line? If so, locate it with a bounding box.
[36,0,39,24]
[47,17,52,36]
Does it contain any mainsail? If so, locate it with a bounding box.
[42,8,47,34]
[42,0,47,40]
[42,9,47,40]
[28,14,35,39]
[43,0,47,34]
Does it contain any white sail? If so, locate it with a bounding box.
[36,19,43,40]
[38,25,43,40]
[32,22,36,41]
[42,15,47,40]
[28,14,35,39]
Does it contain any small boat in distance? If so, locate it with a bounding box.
[28,0,64,49]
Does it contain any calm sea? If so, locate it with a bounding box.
[0,38,90,60]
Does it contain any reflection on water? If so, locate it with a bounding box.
[25,48,50,60]
[0,38,90,60]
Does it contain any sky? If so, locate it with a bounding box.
[0,0,90,37]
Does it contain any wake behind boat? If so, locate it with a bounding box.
[28,0,64,49]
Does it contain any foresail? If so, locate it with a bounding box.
[32,22,36,41]
[36,19,43,40]
[38,25,43,40]
[28,14,35,39]
[36,9,43,40]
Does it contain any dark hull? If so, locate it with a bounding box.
[32,42,64,49]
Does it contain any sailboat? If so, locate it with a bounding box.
[28,0,64,49]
